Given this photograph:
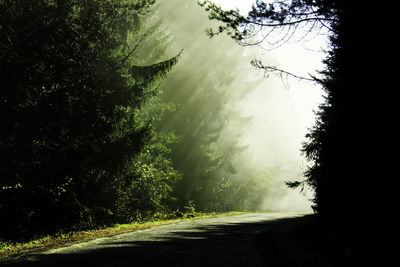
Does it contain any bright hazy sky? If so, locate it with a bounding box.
[211,0,256,14]
[212,0,328,133]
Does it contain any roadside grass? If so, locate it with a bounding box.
[0,211,248,261]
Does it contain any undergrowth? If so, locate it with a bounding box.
[0,211,247,261]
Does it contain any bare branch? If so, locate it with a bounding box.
[244,16,337,28]
[251,59,317,82]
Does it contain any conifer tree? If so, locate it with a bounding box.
[0,0,180,240]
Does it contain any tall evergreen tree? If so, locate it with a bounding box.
[157,0,270,212]
[0,0,180,240]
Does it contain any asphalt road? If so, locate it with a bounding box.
[5,213,305,267]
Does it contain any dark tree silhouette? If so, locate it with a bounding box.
[201,0,384,254]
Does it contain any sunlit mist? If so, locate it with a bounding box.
[158,0,326,212]
[210,0,256,15]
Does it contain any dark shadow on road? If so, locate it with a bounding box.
[2,217,298,267]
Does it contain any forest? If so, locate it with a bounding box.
[1,1,384,263]
[0,0,307,242]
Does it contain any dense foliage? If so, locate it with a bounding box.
[0,0,181,241]
[0,0,271,242]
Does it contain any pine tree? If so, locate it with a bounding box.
[0,0,180,240]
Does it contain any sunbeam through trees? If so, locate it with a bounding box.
[3,3,372,263]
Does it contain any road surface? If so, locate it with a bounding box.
[5,213,305,267]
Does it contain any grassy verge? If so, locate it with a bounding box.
[0,211,247,261]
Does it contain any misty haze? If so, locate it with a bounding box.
[157,0,324,212]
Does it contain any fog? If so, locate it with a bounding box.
[157,0,326,212]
